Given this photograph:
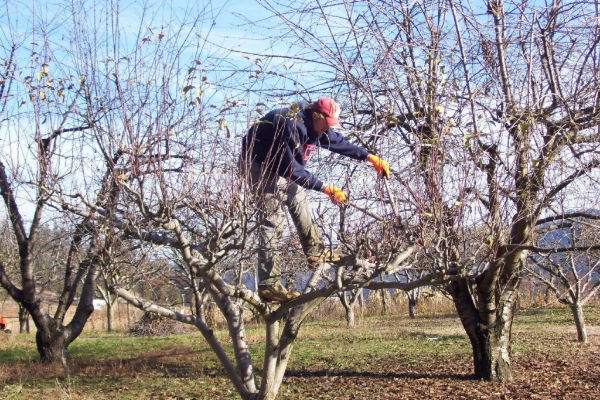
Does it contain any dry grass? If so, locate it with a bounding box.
[2,287,595,336]
[0,299,148,334]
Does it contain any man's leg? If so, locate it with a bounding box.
[283,181,340,266]
[248,162,299,301]
[248,162,284,288]
[256,193,285,290]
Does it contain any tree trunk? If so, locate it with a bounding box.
[35,321,68,366]
[18,305,30,333]
[340,292,356,328]
[467,326,492,380]
[489,303,515,382]
[380,289,388,315]
[544,286,552,305]
[209,286,257,394]
[258,298,326,400]
[570,302,587,343]
[260,319,285,400]
[33,262,97,366]
[449,278,516,382]
[345,305,355,328]
[408,297,416,318]
[106,300,114,332]
[449,279,491,379]
[358,290,364,320]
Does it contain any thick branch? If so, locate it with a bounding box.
[0,260,23,301]
[536,212,600,226]
[513,243,600,254]
[538,159,600,214]
[114,287,254,398]
[0,160,28,246]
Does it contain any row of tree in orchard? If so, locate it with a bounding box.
[1,1,599,399]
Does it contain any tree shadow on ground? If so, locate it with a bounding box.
[285,369,475,381]
[0,349,220,382]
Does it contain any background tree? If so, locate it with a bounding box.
[95,242,167,332]
[337,287,363,328]
[0,152,120,364]
[394,272,431,319]
[0,0,132,364]
[528,214,600,342]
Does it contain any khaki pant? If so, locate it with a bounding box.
[245,161,323,289]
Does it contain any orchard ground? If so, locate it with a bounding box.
[0,303,598,400]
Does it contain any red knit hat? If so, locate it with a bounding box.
[314,97,341,127]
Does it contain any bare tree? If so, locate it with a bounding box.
[52,10,440,396]
[446,0,599,380]
[95,242,167,332]
[0,153,120,364]
[65,122,432,400]
[337,288,363,327]
[0,2,442,398]
[249,0,600,383]
[393,272,430,319]
[0,0,136,364]
[528,214,600,342]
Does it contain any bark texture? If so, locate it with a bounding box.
[570,302,588,343]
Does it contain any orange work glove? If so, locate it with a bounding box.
[367,154,391,179]
[323,185,347,204]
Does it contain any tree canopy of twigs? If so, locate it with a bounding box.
[1,0,599,398]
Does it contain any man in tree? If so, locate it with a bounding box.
[241,97,390,302]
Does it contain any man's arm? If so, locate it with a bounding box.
[318,129,369,161]
[320,129,391,179]
[275,117,324,191]
[286,161,324,191]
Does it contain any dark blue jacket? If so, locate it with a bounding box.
[242,102,369,191]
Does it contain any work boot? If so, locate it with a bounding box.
[306,247,341,268]
[258,282,301,303]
